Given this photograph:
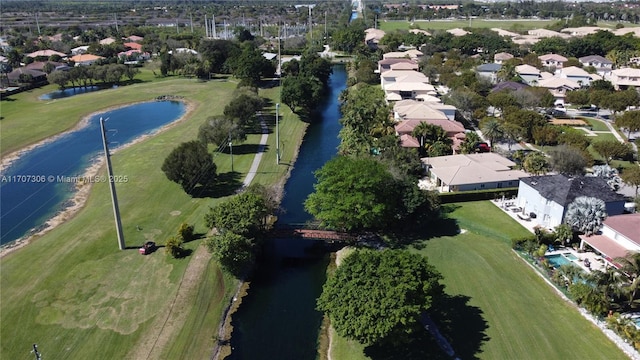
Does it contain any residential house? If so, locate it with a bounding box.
[381,70,434,102]
[610,68,640,90]
[492,81,529,93]
[494,52,514,64]
[377,58,418,73]
[578,213,640,267]
[538,53,567,72]
[118,50,151,64]
[613,27,640,37]
[365,28,386,48]
[168,48,198,55]
[99,37,116,45]
[383,49,423,61]
[124,42,143,51]
[515,64,541,85]
[537,77,581,106]
[561,27,610,37]
[69,54,104,66]
[528,29,570,39]
[409,29,431,36]
[422,153,528,192]
[516,175,626,229]
[491,29,520,38]
[26,49,67,59]
[558,66,601,87]
[477,63,502,84]
[71,46,89,55]
[579,55,613,78]
[447,28,470,37]
[394,100,463,150]
[125,35,144,43]
[7,68,47,85]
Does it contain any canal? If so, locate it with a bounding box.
[0,100,185,245]
[227,65,347,359]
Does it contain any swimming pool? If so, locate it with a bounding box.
[564,253,579,261]
[545,254,572,268]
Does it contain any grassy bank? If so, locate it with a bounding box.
[379,19,555,32]
[330,201,628,359]
[0,74,307,359]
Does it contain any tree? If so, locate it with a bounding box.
[548,145,588,176]
[592,140,632,165]
[205,232,255,277]
[198,116,245,146]
[231,43,275,85]
[305,156,399,232]
[565,90,590,106]
[621,166,640,196]
[161,141,217,195]
[317,250,444,345]
[165,236,184,258]
[281,75,323,112]
[615,110,640,139]
[523,152,549,175]
[615,252,640,306]
[204,190,269,237]
[480,117,503,148]
[564,196,607,236]
[223,87,264,126]
[458,131,481,154]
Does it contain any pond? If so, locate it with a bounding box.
[0,100,186,245]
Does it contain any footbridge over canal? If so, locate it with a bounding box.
[268,225,357,243]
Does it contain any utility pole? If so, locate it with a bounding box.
[190,13,193,33]
[100,118,125,250]
[35,12,41,35]
[114,13,118,33]
[276,103,280,164]
[32,344,42,360]
[228,130,234,172]
[205,15,208,37]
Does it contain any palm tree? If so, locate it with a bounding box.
[564,196,607,236]
[481,118,503,149]
[458,131,481,154]
[615,252,640,306]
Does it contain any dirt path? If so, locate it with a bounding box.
[127,245,212,360]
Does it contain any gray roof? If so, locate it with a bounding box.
[521,174,626,207]
[579,55,612,65]
[492,81,529,92]
[477,63,502,72]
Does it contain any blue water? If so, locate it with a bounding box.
[0,100,185,244]
[39,85,112,100]
[228,65,346,360]
[545,254,572,268]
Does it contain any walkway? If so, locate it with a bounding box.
[269,228,356,242]
[242,116,269,188]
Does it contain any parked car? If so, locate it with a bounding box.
[476,142,491,153]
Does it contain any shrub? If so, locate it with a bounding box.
[165,236,184,258]
[178,222,195,242]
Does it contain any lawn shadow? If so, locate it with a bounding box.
[362,294,488,360]
[192,171,243,198]
[231,143,269,155]
[384,216,460,248]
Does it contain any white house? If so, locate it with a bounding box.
[610,68,640,90]
[516,175,627,229]
[422,153,528,193]
[558,66,601,87]
[477,63,502,84]
[493,52,514,64]
[537,77,581,106]
[579,55,613,78]
[515,64,541,85]
[538,53,568,72]
[578,213,640,267]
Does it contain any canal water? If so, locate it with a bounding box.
[227,65,347,359]
[0,100,185,245]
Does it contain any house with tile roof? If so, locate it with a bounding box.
[125,35,144,43]
[381,70,434,102]
[26,49,67,59]
[516,175,626,229]
[578,213,640,267]
[579,55,613,78]
[383,49,423,60]
[539,53,568,71]
[610,68,640,90]
[124,42,143,51]
[493,52,514,64]
[561,26,610,37]
[422,153,528,192]
[447,28,470,37]
[537,77,580,105]
[99,37,116,45]
[409,29,431,36]
[528,29,570,39]
[365,28,386,48]
[491,29,520,39]
[492,81,529,93]
[377,58,418,73]
[558,66,601,87]
[69,54,105,66]
[515,64,541,85]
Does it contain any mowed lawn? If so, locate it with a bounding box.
[379,19,555,32]
[0,75,306,359]
[330,201,628,360]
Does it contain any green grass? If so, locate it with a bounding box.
[379,19,555,32]
[0,75,308,359]
[330,201,628,359]
[584,118,610,132]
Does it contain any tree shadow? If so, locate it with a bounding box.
[191,171,243,198]
[384,216,461,248]
[232,143,269,155]
[362,294,488,360]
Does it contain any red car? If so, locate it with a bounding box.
[476,142,491,153]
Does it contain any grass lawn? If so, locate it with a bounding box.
[0,74,307,359]
[379,18,555,32]
[584,118,611,132]
[330,201,628,359]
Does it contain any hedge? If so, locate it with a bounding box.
[438,187,518,204]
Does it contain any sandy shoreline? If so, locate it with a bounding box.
[0,99,196,258]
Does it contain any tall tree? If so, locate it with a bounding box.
[592,140,632,165]
[615,252,640,306]
[317,250,444,345]
[480,117,503,148]
[161,141,217,195]
[548,145,588,176]
[305,156,399,232]
[615,110,640,139]
[621,166,640,196]
[564,196,607,236]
